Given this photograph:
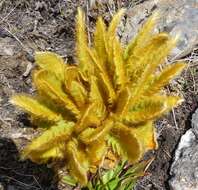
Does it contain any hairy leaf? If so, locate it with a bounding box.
[11,95,62,122]
[35,51,66,80]
[22,121,74,159]
[111,123,142,163]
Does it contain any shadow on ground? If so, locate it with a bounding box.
[0,138,58,190]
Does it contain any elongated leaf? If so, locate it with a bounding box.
[127,34,176,107]
[87,140,107,166]
[79,119,113,144]
[35,51,66,80]
[76,7,94,79]
[130,122,158,151]
[124,12,159,60]
[94,17,107,67]
[30,144,65,163]
[145,62,185,95]
[115,87,132,117]
[106,9,125,77]
[107,135,122,156]
[64,66,79,89]
[126,33,169,80]
[34,70,80,118]
[113,38,126,91]
[66,140,89,185]
[89,76,103,103]
[123,98,166,125]
[111,123,142,163]
[70,81,87,108]
[87,48,116,104]
[107,9,125,63]
[74,102,103,133]
[22,121,74,158]
[11,95,62,122]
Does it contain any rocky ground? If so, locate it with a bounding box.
[0,0,197,190]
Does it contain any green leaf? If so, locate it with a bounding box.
[62,175,77,187]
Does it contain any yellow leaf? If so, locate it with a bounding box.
[123,98,166,125]
[89,76,103,103]
[76,7,94,79]
[145,62,186,95]
[70,81,87,108]
[64,66,79,89]
[35,51,66,80]
[87,48,116,104]
[79,119,113,144]
[86,140,107,166]
[127,34,176,107]
[126,33,169,80]
[22,121,74,159]
[34,70,80,118]
[66,140,89,186]
[130,122,158,151]
[111,122,142,163]
[94,17,107,67]
[11,95,62,122]
[29,144,65,163]
[113,38,126,91]
[105,9,125,77]
[107,9,125,63]
[74,103,99,133]
[115,87,132,118]
[124,11,159,60]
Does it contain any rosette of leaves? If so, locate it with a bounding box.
[11,8,185,186]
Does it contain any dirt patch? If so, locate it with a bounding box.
[0,1,197,189]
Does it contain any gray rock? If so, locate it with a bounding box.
[122,0,198,59]
[169,109,198,190]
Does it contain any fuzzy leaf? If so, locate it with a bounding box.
[111,123,142,163]
[87,48,116,104]
[66,140,89,185]
[79,119,113,144]
[115,87,132,117]
[89,76,103,103]
[130,122,158,151]
[94,17,107,67]
[124,12,159,60]
[87,140,107,166]
[64,66,79,89]
[70,81,87,108]
[11,95,62,122]
[107,135,122,156]
[145,62,186,95]
[30,144,65,163]
[107,9,125,63]
[76,7,94,79]
[123,98,166,125]
[74,102,105,133]
[22,121,74,159]
[34,70,80,118]
[35,51,66,80]
[113,38,126,90]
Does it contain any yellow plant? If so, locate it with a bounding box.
[11,8,185,186]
